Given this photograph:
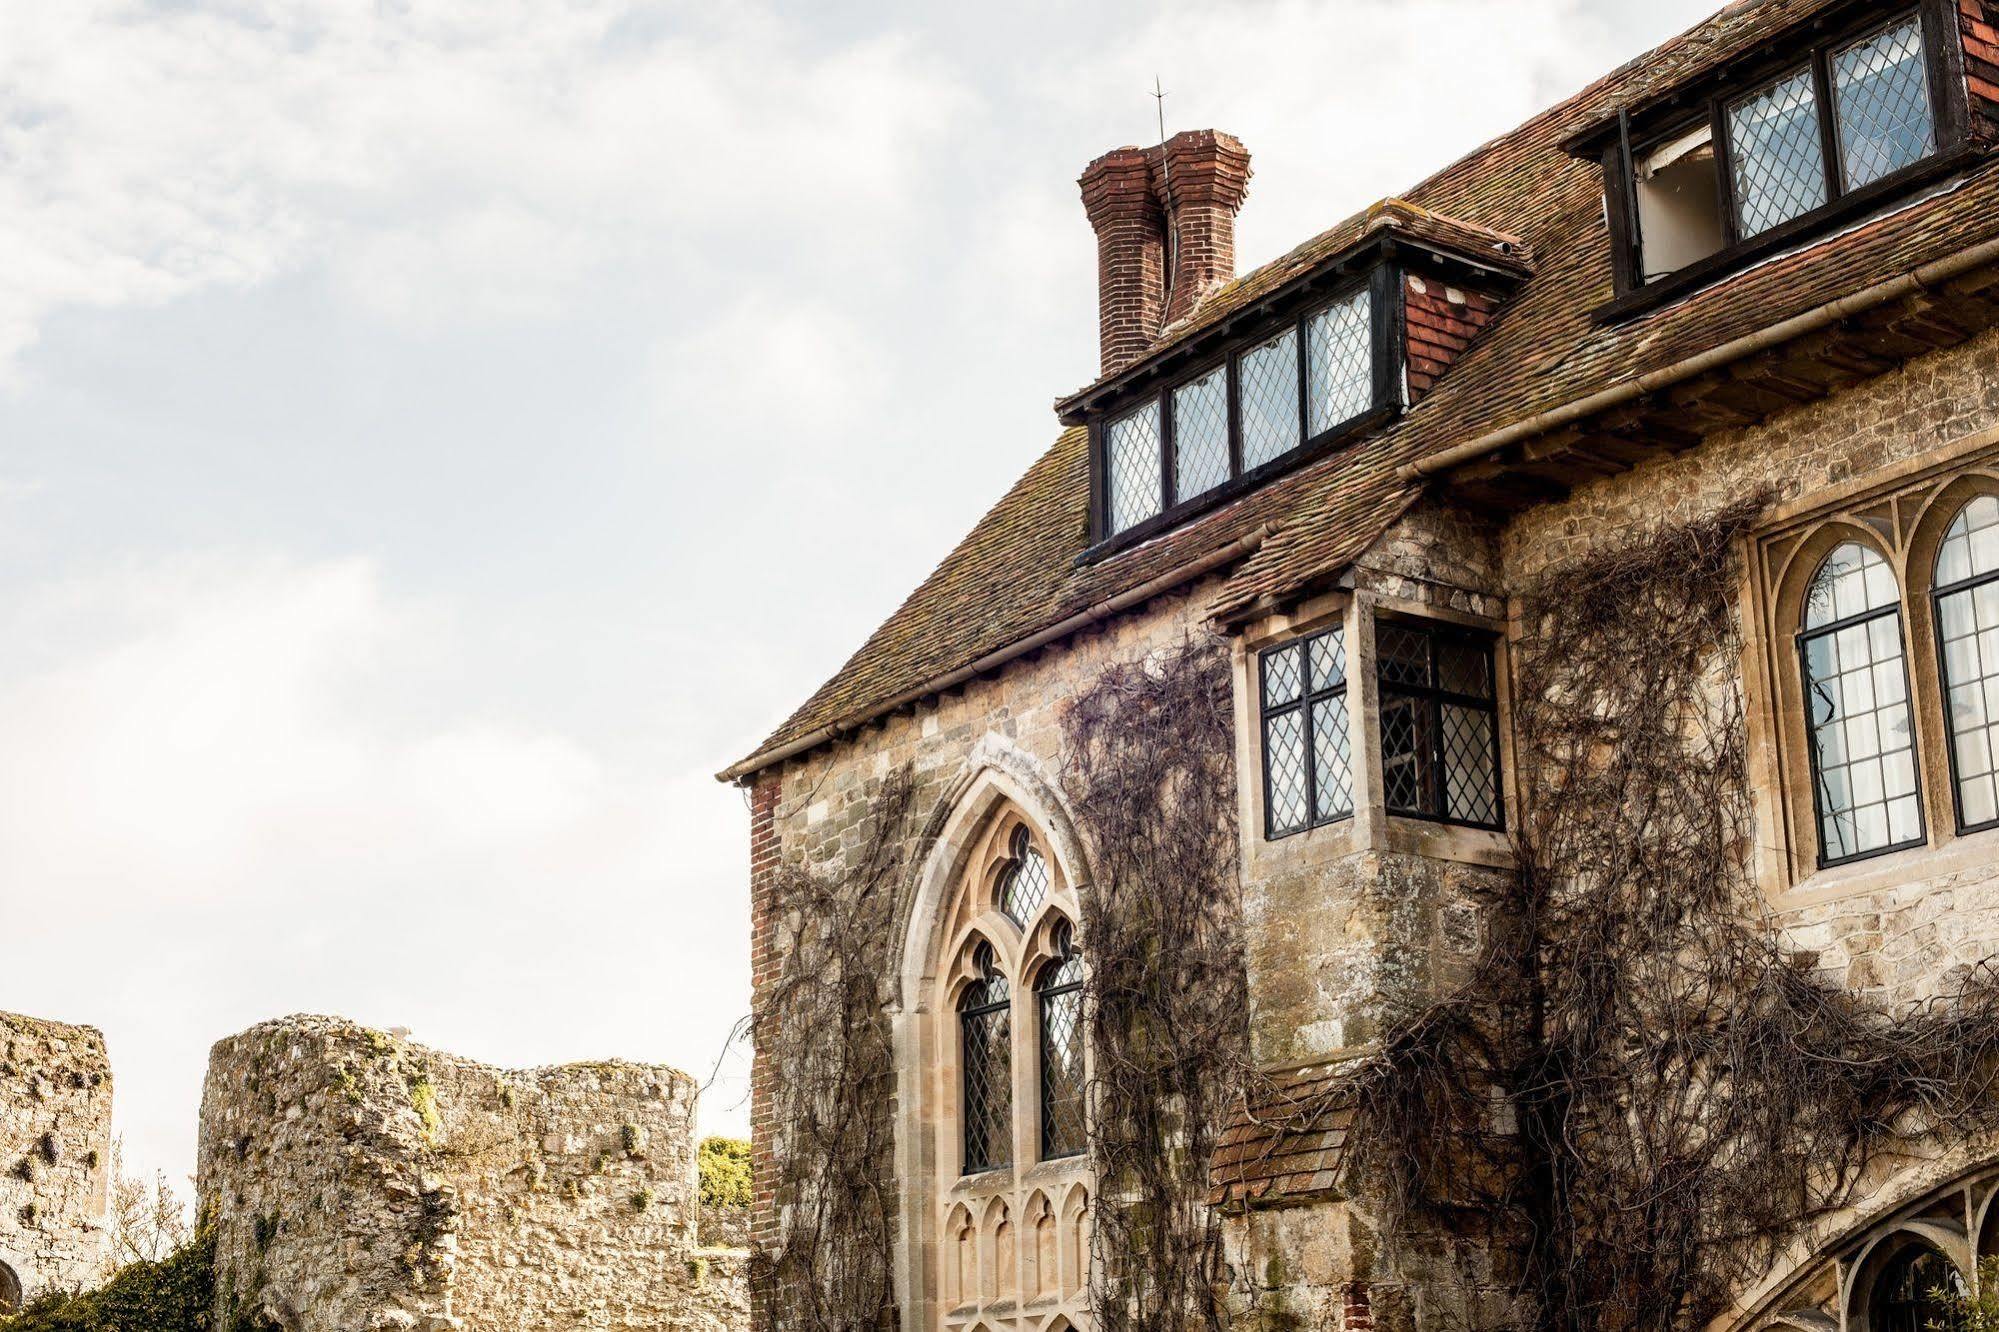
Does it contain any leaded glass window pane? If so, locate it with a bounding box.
[1038,922,1086,1160]
[998,827,1050,928]
[1936,498,1999,831]
[1376,620,1503,829]
[1800,542,1921,863]
[1263,708,1309,836]
[1312,695,1354,822]
[1106,401,1162,534]
[1728,68,1830,237]
[1261,627,1353,837]
[1833,17,1936,191]
[1173,367,1231,504]
[1306,289,1374,437]
[960,944,1012,1174]
[1238,328,1301,470]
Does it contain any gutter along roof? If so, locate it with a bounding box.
[722,0,1999,784]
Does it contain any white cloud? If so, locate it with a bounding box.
[0,0,969,362]
[0,552,747,1187]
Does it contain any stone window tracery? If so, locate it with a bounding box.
[1752,462,1999,886]
[920,805,1093,1330]
[1867,1242,1964,1332]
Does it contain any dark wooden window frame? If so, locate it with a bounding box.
[1035,933,1086,1162]
[1593,0,1972,323]
[1087,263,1403,558]
[1258,626,1354,841]
[1375,618,1506,833]
[1797,596,1929,869]
[1931,552,1999,837]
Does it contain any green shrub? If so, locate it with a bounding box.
[696,1137,750,1211]
[2,1228,213,1331]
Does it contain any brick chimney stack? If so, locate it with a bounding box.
[1161,129,1252,326]
[1079,130,1252,377]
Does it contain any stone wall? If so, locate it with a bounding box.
[0,1011,112,1311]
[197,1015,745,1332]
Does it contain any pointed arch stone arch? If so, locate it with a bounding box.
[890,735,1096,1331]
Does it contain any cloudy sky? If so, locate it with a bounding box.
[1,0,1722,1191]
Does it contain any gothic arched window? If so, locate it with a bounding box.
[998,827,1050,927]
[960,942,1012,1174]
[1867,1242,1965,1332]
[1038,921,1086,1160]
[1935,495,1999,832]
[1800,540,1923,864]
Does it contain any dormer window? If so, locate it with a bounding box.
[1093,272,1395,547]
[1581,1,1974,320]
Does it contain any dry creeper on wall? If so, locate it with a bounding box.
[1061,637,1253,1332]
[1336,498,1999,1331]
[751,767,917,1331]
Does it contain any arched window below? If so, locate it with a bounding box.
[1038,922,1086,1160]
[1800,540,1922,864]
[0,1260,20,1315]
[960,942,1012,1175]
[1867,1242,1966,1332]
[1935,495,1999,831]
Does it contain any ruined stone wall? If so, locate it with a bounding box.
[0,1011,112,1310]
[198,1015,745,1332]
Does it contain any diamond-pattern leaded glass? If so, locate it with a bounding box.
[1238,328,1301,470]
[1312,695,1354,821]
[960,943,1012,1174]
[1728,68,1830,237]
[1380,693,1433,815]
[1263,643,1304,709]
[1173,367,1230,504]
[1263,708,1309,835]
[1442,703,1501,826]
[1261,627,1353,837]
[1833,17,1936,191]
[1376,620,1502,828]
[1038,922,1086,1160]
[1936,497,1999,830]
[1106,400,1163,535]
[1306,289,1374,437]
[998,827,1050,928]
[1800,542,1921,863]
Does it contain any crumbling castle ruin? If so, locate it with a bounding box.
[0,1011,112,1314]
[197,1016,747,1332]
[0,1009,745,1330]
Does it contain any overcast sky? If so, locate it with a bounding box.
[1,0,1723,1192]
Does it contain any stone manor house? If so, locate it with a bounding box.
[724,0,1999,1328]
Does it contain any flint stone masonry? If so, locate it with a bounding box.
[198,1015,746,1332]
[0,1011,112,1310]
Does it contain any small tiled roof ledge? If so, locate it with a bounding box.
[1400,232,1999,483]
[715,522,1277,784]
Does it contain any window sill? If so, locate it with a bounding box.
[1591,145,1981,326]
[1773,823,1999,911]
[1381,815,1515,870]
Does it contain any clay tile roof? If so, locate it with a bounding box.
[1208,1063,1356,1209]
[722,0,1999,782]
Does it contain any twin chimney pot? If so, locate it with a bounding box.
[1079,130,1252,377]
